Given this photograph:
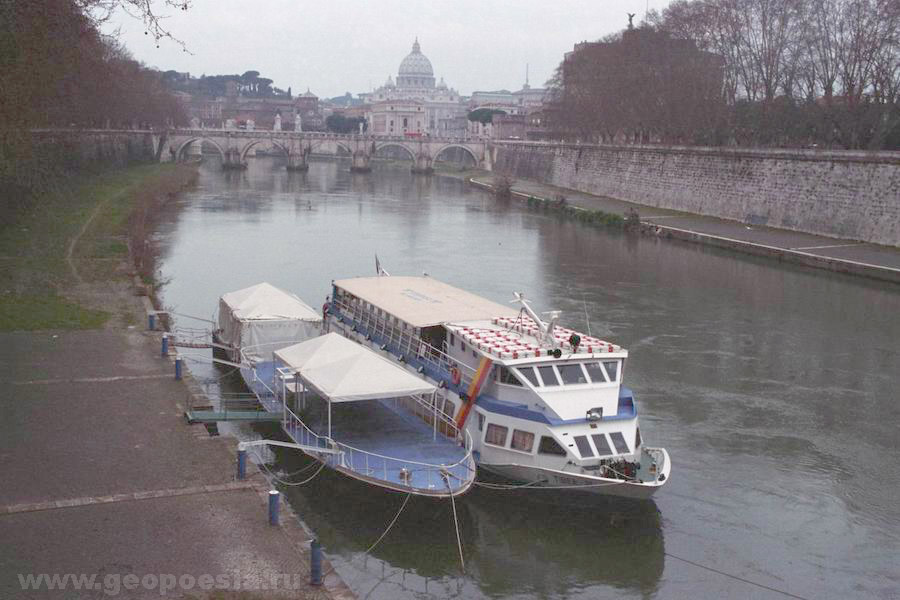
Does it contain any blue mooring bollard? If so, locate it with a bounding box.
[148,313,156,331]
[175,355,182,380]
[268,490,280,526]
[161,333,169,357]
[237,449,246,480]
[310,539,323,586]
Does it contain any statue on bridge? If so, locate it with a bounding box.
[295,114,302,133]
[273,113,282,132]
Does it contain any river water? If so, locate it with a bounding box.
[157,157,900,600]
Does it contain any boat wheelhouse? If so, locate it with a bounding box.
[327,276,670,499]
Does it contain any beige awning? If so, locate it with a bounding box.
[274,333,436,402]
[333,276,517,328]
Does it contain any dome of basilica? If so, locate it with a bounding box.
[398,39,434,77]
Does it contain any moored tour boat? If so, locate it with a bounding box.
[326,275,670,499]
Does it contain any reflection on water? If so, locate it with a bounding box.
[158,157,900,600]
[265,444,663,600]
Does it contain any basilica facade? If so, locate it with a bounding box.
[361,40,468,137]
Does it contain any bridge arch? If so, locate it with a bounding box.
[374,142,416,161]
[333,141,354,157]
[307,139,354,157]
[433,144,479,166]
[174,137,225,162]
[239,138,289,162]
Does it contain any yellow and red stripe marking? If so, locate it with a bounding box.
[455,356,492,429]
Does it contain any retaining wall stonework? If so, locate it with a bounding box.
[29,129,162,171]
[492,142,900,247]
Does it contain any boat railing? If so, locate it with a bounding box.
[385,392,468,447]
[238,340,315,398]
[281,400,476,494]
[329,298,478,393]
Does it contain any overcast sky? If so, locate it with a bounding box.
[105,0,673,99]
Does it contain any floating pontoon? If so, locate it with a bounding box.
[255,333,476,496]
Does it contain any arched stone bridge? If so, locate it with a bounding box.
[164,129,492,173]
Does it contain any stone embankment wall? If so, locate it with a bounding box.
[492,142,900,247]
[30,129,163,171]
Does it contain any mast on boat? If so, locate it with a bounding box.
[511,292,560,348]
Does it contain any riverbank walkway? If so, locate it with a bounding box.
[470,176,900,284]
[0,323,354,599]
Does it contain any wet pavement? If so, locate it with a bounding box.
[0,326,351,599]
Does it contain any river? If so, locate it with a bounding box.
[157,156,900,600]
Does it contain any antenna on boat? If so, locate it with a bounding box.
[374,254,390,277]
[582,293,593,337]
[511,292,559,346]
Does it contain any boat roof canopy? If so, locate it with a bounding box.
[221,282,321,322]
[333,276,517,328]
[274,333,436,403]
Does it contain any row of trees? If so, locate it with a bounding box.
[545,28,727,145]
[1,0,188,202]
[325,114,367,134]
[163,70,292,98]
[546,0,900,149]
[1,0,187,131]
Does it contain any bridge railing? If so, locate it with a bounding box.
[167,128,482,145]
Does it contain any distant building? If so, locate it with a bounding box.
[178,79,324,131]
[362,39,468,136]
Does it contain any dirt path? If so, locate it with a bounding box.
[64,191,117,284]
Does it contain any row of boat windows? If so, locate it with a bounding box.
[572,429,639,459]
[496,361,619,388]
[478,414,635,457]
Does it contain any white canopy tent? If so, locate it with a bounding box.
[274,333,437,437]
[217,282,322,363]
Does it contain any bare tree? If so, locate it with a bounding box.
[75,0,192,49]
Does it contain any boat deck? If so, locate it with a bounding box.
[245,362,472,495]
[286,398,473,495]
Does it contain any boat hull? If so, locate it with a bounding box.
[479,447,671,500]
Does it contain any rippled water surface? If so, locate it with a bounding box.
[157,157,900,600]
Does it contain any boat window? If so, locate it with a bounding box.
[591,433,613,456]
[584,362,607,383]
[485,424,508,447]
[538,436,567,456]
[609,431,630,454]
[477,412,485,432]
[635,427,642,449]
[517,367,539,387]
[557,363,588,385]
[449,333,455,347]
[511,429,535,452]
[443,399,455,420]
[537,366,560,387]
[603,360,619,382]
[497,366,523,387]
[574,435,594,458]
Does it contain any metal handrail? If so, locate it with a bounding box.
[280,396,475,491]
[329,298,478,391]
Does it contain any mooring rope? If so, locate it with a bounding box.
[362,492,412,556]
[251,448,326,486]
[473,478,626,491]
[447,480,465,573]
[318,491,413,582]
